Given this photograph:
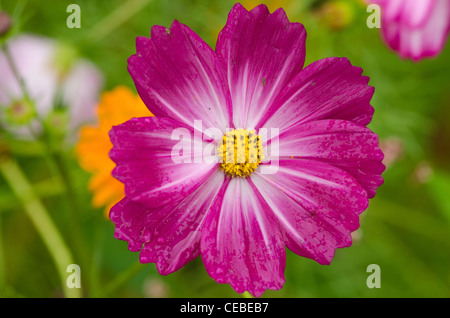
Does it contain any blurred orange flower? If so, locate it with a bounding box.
[76,86,151,215]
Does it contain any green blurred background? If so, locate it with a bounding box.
[0,0,449,298]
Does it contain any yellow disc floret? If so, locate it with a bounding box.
[218,129,264,178]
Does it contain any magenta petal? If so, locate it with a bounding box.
[276,119,385,198]
[373,0,450,60]
[252,159,369,265]
[139,171,224,275]
[110,198,153,252]
[400,0,450,61]
[109,117,216,209]
[259,57,374,129]
[201,178,285,297]
[402,0,437,28]
[216,3,306,129]
[128,20,232,131]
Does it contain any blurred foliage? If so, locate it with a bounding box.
[0,0,449,298]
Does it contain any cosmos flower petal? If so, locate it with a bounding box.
[397,0,450,60]
[109,117,217,209]
[370,0,450,60]
[216,3,306,129]
[110,197,153,252]
[201,177,286,297]
[139,170,225,275]
[252,159,369,265]
[128,20,232,131]
[259,57,374,130]
[273,119,385,198]
[402,0,437,28]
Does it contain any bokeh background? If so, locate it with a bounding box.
[0,0,449,298]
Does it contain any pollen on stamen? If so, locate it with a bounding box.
[217,128,264,178]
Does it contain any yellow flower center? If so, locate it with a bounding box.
[218,129,264,178]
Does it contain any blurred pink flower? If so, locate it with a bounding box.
[369,0,450,61]
[379,136,404,168]
[0,34,103,137]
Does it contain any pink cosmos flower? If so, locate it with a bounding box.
[369,0,450,61]
[109,3,385,296]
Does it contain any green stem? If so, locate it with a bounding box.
[38,124,92,291]
[50,149,81,231]
[85,0,153,42]
[102,260,144,297]
[0,158,81,298]
[0,213,5,291]
[88,226,105,298]
[1,42,31,101]
[2,33,90,294]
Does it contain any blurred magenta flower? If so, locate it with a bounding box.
[0,34,103,138]
[369,0,450,61]
[109,3,385,296]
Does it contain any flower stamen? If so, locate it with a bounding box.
[218,129,264,178]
